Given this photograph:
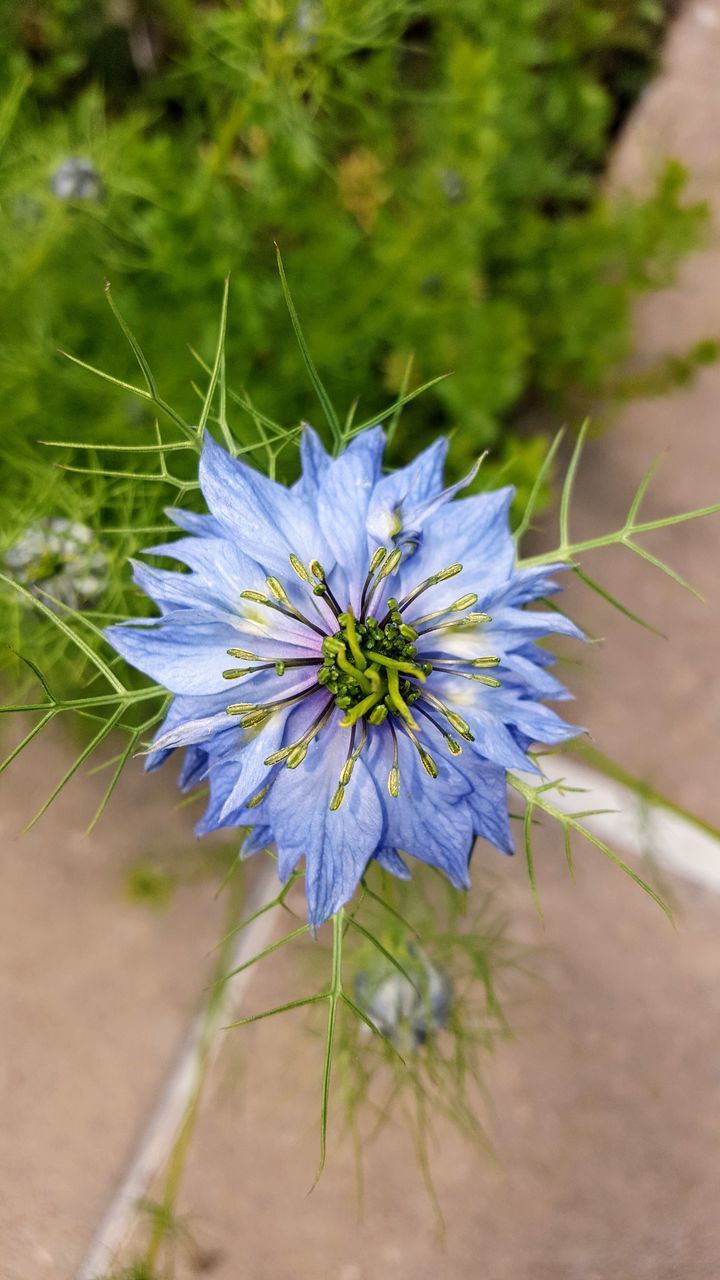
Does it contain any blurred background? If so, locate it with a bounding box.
[1,2,720,1278]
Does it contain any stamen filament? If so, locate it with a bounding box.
[388,563,462,621]
[396,721,438,779]
[360,546,388,617]
[418,691,475,741]
[414,703,463,755]
[240,591,328,638]
[223,658,320,680]
[411,594,479,628]
[228,683,322,723]
[414,611,491,637]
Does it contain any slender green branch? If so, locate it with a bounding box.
[276,245,342,449]
[315,908,345,1183]
[508,773,673,922]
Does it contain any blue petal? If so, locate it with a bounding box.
[463,708,534,772]
[199,433,329,574]
[459,761,514,855]
[179,746,210,792]
[145,691,234,771]
[496,563,569,606]
[106,613,321,696]
[316,427,385,609]
[294,423,332,502]
[365,437,448,544]
[366,731,474,889]
[374,847,411,880]
[106,618,243,694]
[263,710,385,926]
[491,690,582,746]
[165,506,223,538]
[241,825,274,858]
[393,488,516,619]
[487,606,585,644]
[400,455,484,534]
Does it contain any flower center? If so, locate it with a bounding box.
[318,607,429,729]
[222,548,502,809]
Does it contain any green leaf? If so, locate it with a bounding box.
[276,245,342,449]
[572,566,664,635]
[514,428,565,545]
[509,773,673,923]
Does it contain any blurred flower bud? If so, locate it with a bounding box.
[354,949,452,1051]
[4,518,108,610]
[440,169,466,204]
[51,157,103,201]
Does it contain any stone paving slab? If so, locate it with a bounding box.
[157,845,720,1280]
[0,728,227,1279]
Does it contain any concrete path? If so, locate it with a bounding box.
[3,2,720,1277]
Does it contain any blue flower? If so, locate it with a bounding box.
[107,428,581,926]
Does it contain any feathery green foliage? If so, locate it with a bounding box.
[0,0,710,673]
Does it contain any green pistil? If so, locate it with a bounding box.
[318,610,428,728]
[341,607,367,671]
[386,666,419,729]
[364,650,427,680]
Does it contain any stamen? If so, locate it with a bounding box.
[430,666,501,687]
[418,691,475,741]
[414,703,463,755]
[360,546,388,617]
[341,722,367,785]
[368,704,388,724]
[246,781,273,809]
[289,554,311,583]
[396,720,438,779]
[391,563,462,618]
[266,577,289,603]
[228,683,322,724]
[263,699,334,768]
[363,547,402,617]
[240,589,327,638]
[388,718,400,797]
[414,611,491,637]
[420,655,500,669]
[411,594,479,628]
[222,658,320,680]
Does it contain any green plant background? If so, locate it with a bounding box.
[0,0,710,667]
